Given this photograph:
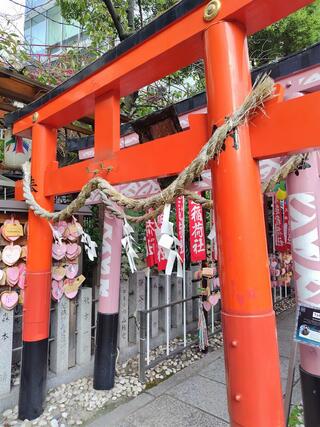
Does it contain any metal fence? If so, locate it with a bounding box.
[138,292,221,383]
[1,269,294,402]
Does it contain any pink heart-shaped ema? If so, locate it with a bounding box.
[67,222,83,241]
[271,261,277,268]
[66,244,81,260]
[63,227,70,240]
[203,301,212,312]
[63,278,79,299]
[7,266,19,286]
[18,262,26,273]
[18,264,26,289]
[2,244,21,266]
[66,243,78,255]
[65,289,78,299]
[52,266,66,281]
[66,263,79,279]
[54,221,68,236]
[51,280,64,302]
[52,243,67,261]
[209,293,220,306]
[18,271,26,289]
[213,277,220,289]
[1,291,19,310]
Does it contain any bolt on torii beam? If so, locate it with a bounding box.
[5,0,320,425]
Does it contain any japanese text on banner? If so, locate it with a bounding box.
[273,195,286,252]
[283,200,291,251]
[157,213,167,270]
[175,196,185,262]
[188,197,206,262]
[145,218,159,267]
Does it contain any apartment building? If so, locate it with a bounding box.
[24,0,85,58]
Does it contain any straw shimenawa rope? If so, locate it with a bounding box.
[262,153,306,193]
[23,75,275,223]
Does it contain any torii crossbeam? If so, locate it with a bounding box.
[5,1,320,425]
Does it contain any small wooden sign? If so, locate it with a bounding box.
[4,223,24,238]
[63,275,85,294]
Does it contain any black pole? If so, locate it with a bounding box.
[300,366,320,427]
[93,312,119,390]
[18,339,49,420]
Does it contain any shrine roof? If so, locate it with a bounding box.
[5,0,204,127]
[251,41,320,80]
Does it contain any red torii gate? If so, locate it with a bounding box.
[5,0,320,425]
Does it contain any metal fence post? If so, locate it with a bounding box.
[138,310,146,383]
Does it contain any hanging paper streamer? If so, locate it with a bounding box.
[81,231,98,261]
[157,204,183,277]
[189,197,206,262]
[146,217,159,267]
[273,194,286,252]
[198,300,209,351]
[175,196,185,262]
[208,210,218,261]
[156,213,167,271]
[122,220,139,273]
[48,222,64,246]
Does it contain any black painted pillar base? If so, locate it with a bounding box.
[93,312,119,390]
[300,366,320,427]
[18,339,49,421]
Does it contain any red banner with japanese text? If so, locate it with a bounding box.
[273,195,286,252]
[284,200,291,251]
[145,218,159,267]
[157,213,167,270]
[175,196,185,262]
[188,197,206,262]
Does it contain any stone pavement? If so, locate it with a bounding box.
[87,308,300,426]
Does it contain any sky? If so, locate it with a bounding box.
[0,0,26,37]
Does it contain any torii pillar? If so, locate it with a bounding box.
[19,124,56,420]
[287,150,320,426]
[204,21,284,426]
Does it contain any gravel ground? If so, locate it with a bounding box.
[1,297,295,427]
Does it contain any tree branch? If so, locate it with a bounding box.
[127,0,135,31]
[100,0,127,40]
[138,0,143,26]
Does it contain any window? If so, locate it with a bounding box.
[62,18,79,43]
[47,6,62,46]
[24,20,32,52]
[30,15,46,53]
[27,0,48,7]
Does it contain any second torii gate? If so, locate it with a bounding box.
[5,0,320,425]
